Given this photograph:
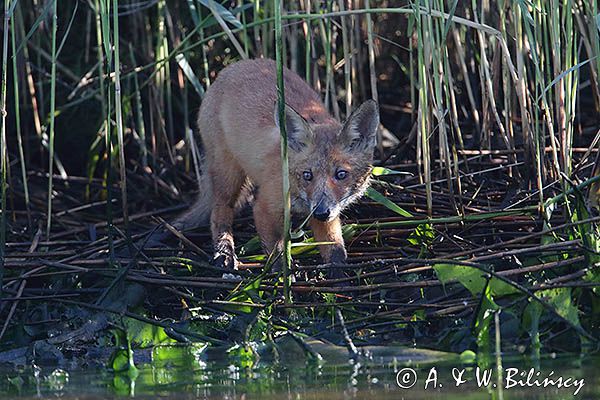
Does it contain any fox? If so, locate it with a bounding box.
[173,58,379,278]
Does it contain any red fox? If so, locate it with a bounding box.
[174,59,379,277]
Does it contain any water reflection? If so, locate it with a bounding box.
[1,349,598,399]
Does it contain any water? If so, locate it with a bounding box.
[1,347,598,399]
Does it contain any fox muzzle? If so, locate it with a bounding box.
[313,206,331,221]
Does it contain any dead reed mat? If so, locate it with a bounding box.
[1,147,600,362]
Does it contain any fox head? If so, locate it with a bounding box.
[275,100,380,222]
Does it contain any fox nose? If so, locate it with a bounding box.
[313,206,331,221]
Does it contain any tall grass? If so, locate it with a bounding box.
[0,0,11,294]
[45,0,57,239]
[112,0,130,239]
[274,0,291,304]
[2,1,599,281]
[98,0,115,261]
[11,4,30,231]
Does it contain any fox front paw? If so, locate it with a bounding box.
[328,247,347,280]
[213,249,238,270]
[213,238,239,270]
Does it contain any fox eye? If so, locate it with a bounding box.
[335,170,348,180]
[303,170,313,181]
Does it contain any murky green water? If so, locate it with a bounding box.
[1,349,598,399]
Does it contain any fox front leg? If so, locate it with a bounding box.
[310,217,347,279]
[207,158,247,270]
[252,193,286,271]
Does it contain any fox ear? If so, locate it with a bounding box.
[274,102,313,151]
[273,101,312,151]
[339,99,379,152]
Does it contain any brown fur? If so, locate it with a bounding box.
[174,59,379,276]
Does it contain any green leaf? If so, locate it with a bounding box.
[238,235,262,256]
[408,223,434,246]
[186,0,201,26]
[538,288,581,329]
[366,187,413,217]
[371,166,409,176]
[123,318,176,348]
[13,0,55,57]
[199,0,242,28]
[226,275,264,314]
[240,224,357,261]
[515,0,535,26]
[433,264,518,297]
[175,53,205,97]
[56,1,79,58]
[100,1,112,61]
[442,0,459,38]
[537,57,597,104]
[109,327,139,377]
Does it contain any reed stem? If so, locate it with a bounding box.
[112,0,130,239]
[274,0,292,304]
[45,0,58,239]
[11,7,31,231]
[0,0,12,295]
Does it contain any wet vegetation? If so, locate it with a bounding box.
[1,0,600,395]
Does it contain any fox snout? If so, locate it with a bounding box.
[313,201,332,221]
[311,195,339,222]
